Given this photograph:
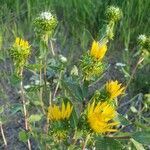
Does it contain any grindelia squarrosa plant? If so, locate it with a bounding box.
[6,6,150,150]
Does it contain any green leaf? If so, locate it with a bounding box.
[132,131,150,145]
[0,106,4,114]
[95,137,124,150]
[0,116,7,124]
[130,138,145,150]
[70,108,78,128]
[25,85,42,92]
[82,80,89,98]
[118,114,130,126]
[134,121,150,130]
[28,114,43,123]
[32,100,42,106]
[18,130,29,142]
[10,103,22,115]
[62,77,84,101]
[25,64,43,71]
[10,74,21,86]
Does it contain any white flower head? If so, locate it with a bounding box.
[24,85,31,89]
[116,62,126,67]
[40,11,53,20]
[138,34,146,42]
[59,54,67,63]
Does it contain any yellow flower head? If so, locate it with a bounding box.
[106,80,125,100]
[47,102,73,121]
[13,37,30,49]
[90,40,107,60]
[87,101,119,134]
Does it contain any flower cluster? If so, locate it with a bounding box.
[47,79,124,135]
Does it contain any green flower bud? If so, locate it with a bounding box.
[106,6,122,22]
[34,11,58,37]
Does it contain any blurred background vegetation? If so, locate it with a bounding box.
[0,0,150,104]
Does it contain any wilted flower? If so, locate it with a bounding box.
[90,41,107,60]
[87,101,119,133]
[47,102,73,121]
[106,6,122,22]
[106,80,125,100]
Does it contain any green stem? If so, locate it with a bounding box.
[50,40,55,56]
[125,56,144,91]
[39,60,45,114]
[108,135,131,140]
[82,134,90,150]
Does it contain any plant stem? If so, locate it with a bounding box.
[82,134,90,150]
[108,135,131,140]
[20,69,32,150]
[50,40,55,56]
[0,124,7,148]
[39,60,46,114]
[125,56,144,91]
[53,71,63,99]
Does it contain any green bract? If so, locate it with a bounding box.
[80,53,104,81]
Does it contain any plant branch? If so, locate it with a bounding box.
[50,40,55,56]
[125,56,144,91]
[20,69,32,150]
[0,124,7,148]
[108,135,131,140]
[53,71,63,99]
[82,134,90,150]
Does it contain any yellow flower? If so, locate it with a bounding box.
[90,40,107,60]
[47,102,73,121]
[87,101,119,134]
[13,37,30,49]
[106,80,125,100]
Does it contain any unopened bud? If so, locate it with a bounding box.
[106,6,122,22]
